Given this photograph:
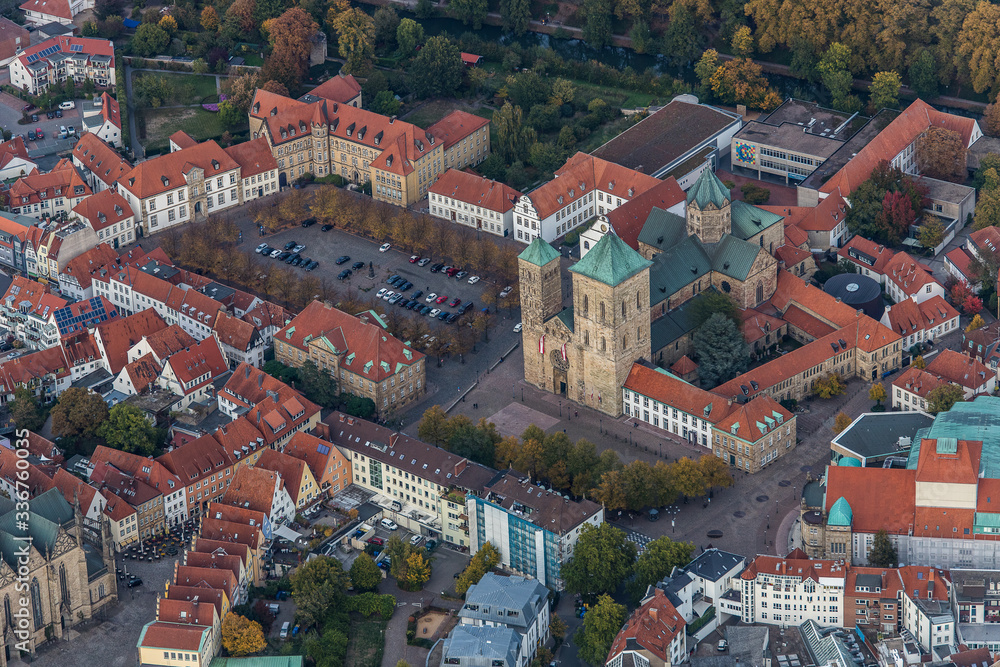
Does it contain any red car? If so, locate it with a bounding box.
[445,267,460,277]
[448,298,461,307]
[435,294,448,304]
[409,255,420,263]
[34,128,43,139]
[367,537,384,546]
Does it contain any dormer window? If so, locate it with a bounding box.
[211,160,219,170]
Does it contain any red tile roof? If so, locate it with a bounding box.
[883,295,958,338]
[139,622,208,652]
[51,467,97,512]
[282,431,341,486]
[915,437,981,485]
[103,491,135,522]
[669,355,698,376]
[169,131,198,150]
[90,445,182,493]
[783,220,809,248]
[977,478,1000,513]
[174,565,237,601]
[221,465,281,516]
[255,448,308,504]
[605,177,686,250]
[781,304,837,339]
[969,226,1000,264]
[460,52,482,66]
[72,133,132,190]
[911,506,976,539]
[623,363,732,424]
[606,588,685,665]
[156,434,235,487]
[24,430,61,462]
[122,352,161,394]
[224,138,277,180]
[885,251,939,298]
[0,444,53,496]
[2,275,66,320]
[162,337,228,395]
[199,517,262,548]
[191,537,250,570]
[120,140,237,200]
[94,307,168,374]
[892,366,946,399]
[183,550,243,583]
[947,247,977,282]
[740,308,786,345]
[156,598,218,628]
[926,349,991,391]
[426,110,490,151]
[714,394,792,444]
[0,346,70,393]
[19,0,72,21]
[526,152,661,221]
[91,460,162,507]
[740,552,845,581]
[0,136,30,169]
[9,159,90,209]
[59,243,123,291]
[838,236,895,274]
[775,244,812,269]
[98,91,120,130]
[276,301,424,382]
[428,168,521,213]
[306,73,362,104]
[73,188,133,232]
[164,585,224,617]
[821,100,979,196]
[220,362,298,410]
[212,311,260,353]
[142,324,197,363]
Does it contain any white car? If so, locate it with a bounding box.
[59,100,75,110]
[379,243,391,252]
[429,308,441,317]
[269,249,282,258]
[500,286,513,298]
[425,293,437,303]
[255,243,268,253]
[513,322,522,333]
[376,288,387,299]
[468,276,480,285]
[292,244,306,253]
[382,291,395,301]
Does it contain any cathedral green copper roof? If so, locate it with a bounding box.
[518,238,561,267]
[828,496,853,526]
[686,168,730,209]
[569,232,652,287]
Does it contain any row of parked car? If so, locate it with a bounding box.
[376,273,480,324]
[255,242,320,272]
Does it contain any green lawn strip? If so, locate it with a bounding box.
[343,612,389,667]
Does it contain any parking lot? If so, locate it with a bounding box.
[0,90,86,155]
[253,225,517,329]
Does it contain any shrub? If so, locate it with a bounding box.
[741,183,771,204]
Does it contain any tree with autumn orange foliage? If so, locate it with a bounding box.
[222,614,266,656]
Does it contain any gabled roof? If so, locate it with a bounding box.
[740,552,845,582]
[255,448,308,504]
[119,140,237,200]
[884,251,939,298]
[605,177,685,250]
[517,237,561,267]
[162,337,228,395]
[825,465,916,533]
[281,431,340,483]
[137,621,210,653]
[221,465,280,515]
[606,588,685,665]
[212,311,261,352]
[714,394,792,444]
[892,366,946,399]
[839,234,895,273]
[95,307,168,374]
[821,99,979,196]
[569,231,652,287]
[926,349,991,390]
[73,187,133,232]
[0,136,32,171]
[9,158,90,207]
[525,152,661,220]
[59,243,123,291]
[174,565,237,600]
[305,73,362,104]
[164,585,224,616]
[156,434,235,486]
[156,597,218,628]
[624,363,731,423]
[121,352,160,394]
[1,275,66,320]
[224,138,277,180]
[428,168,521,213]
[140,324,197,363]
[426,110,490,151]
[828,497,852,526]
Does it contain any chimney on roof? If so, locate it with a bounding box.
[347,417,354,426]
[649,607,658,623]
[454,458,468,477]
[389,116,396,124]
[339,413,345,422]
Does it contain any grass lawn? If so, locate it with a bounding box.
[343,613,388,667]
[133,71,221,105]
[139,107,226,154]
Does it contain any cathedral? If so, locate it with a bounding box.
[0,488,117,666]
[518,169,785,417]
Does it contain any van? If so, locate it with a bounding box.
[267,603,279,615]
[380,518,398,531]
[280,622,290,639]
[59,100,75,110]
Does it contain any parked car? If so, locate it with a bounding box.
[455,271,468,279]
[388,294,402,304]
[460,302,474,314]
[398,281,412,292]
[277,252,291,261]
[382,291,395,301]
[280,622,290,639]
[500,286,513,298]
[409,534,423,546]
[45,111,53,119]
[429,308,441,318]
[419,306,432,315]
[30,114,37,123]
[301,218,316,227]
[367,537,385,546]
[417,258,431,267]
[409,255,420,263]
[352,261,365,270]
[26,131,35,141]
[717,640,728,652]
[59,100,75,109]
[446,313,459,324]
[379,243,391,252]
[55,109,62,118]
[437,310,449,321]
[380,518,398,530]
[435,295,448,304]
[283,241,296,250]
[335,255,350,265]
[448,298,461,307]
[411,290,423,300]
[126,576,143,588]
[337,269,352,280]
[425,293,437,303]
[376,288,388,299]
[425,539,437,550]
[34,129,42,139]
[386,274,400,284]
[67,126,75,136]
[292,244,306,253]
[256,243,268,253]
[269,249,282,258]
[513,322,522,332]
[321,224,333,231]
[305,260,318,271]
[430,263,444,273]
[285,253,300,264]
[468,276,480,284]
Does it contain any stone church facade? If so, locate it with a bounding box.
[0,489,117,666]
[519,169,787,417]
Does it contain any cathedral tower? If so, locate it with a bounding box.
[518,238,564,394]
[686,168,732,244]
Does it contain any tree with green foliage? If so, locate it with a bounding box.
[130,22,169,56]
[692,313,749,388]
[409,36,464,99]
[333,8,375,74]
[908,50,938,100]
[627,537,696,604]
[529,142,568,175]
[8,387,44,432]
[404,551,432,590]
[340,392,376,419]
[305,626,349,667]
[51,388,109,440]
[731,25,753,56]
[298,360,338,408]
[561,523,637,597]
[97,403,158,456]
[660,5,701,67]
[695,49,720,94]
[500,0,531,34]
[418,405,451,447]
[370,90,401,116]
[395,18,424,57]
[349,553,382,592]
[917,214,946,250]
[447,416,498,467]
[818,43,855,111]
[846,161,929,245]
[384,534,410,581]
[926,383,964,414]
[218,101,243,129]
[456,542,501,594]
[629,19,653,54]
[372,7,400,50]
[449,0,487,28]
[493,102,537,164]
[582,0,613,48]
[868,529,898,567]
[575,595,627,666]
[869,71,901,112]
[290,556,349,629]
[415,0,435,19]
